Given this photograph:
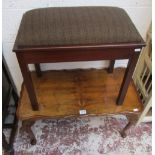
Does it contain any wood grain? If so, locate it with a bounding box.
[17,68,143,120]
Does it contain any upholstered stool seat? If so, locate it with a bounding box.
[15,7,143,48]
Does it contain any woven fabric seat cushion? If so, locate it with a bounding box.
[15,7,143,48]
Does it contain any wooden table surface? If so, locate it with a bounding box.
[17,68,143,121]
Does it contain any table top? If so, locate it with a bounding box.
[17,68,143,120]
[14,7,144,51]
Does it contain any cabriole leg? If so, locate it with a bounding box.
[120,113,139,138]
[20,120,36,145]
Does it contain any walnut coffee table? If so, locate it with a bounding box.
[13,7,145,144]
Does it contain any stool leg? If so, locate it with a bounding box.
[16,53,39,110]
[35,64,42,77]
[108,60,115,73]
[117,52,140,105]
[120,113,139,138]
[21,120,36,145]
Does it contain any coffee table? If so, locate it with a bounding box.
[17,68,143,144]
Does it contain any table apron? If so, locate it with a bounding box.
[17,49,134,64]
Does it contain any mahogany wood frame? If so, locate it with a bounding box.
[14,43,144,111]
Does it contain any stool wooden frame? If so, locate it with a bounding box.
[14,43,144,111]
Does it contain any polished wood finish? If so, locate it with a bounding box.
[16,47,135,63]
[18,68,143,142]
[117,52,140,105]
[16,53,39,110]
[15,46,143,110]
[14,43,145,52]
[17,68,143,120]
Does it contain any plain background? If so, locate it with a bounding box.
[2,0,152,93]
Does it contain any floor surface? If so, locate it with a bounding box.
[13,116,152,155]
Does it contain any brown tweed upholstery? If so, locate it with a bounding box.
[15,7,143,48]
